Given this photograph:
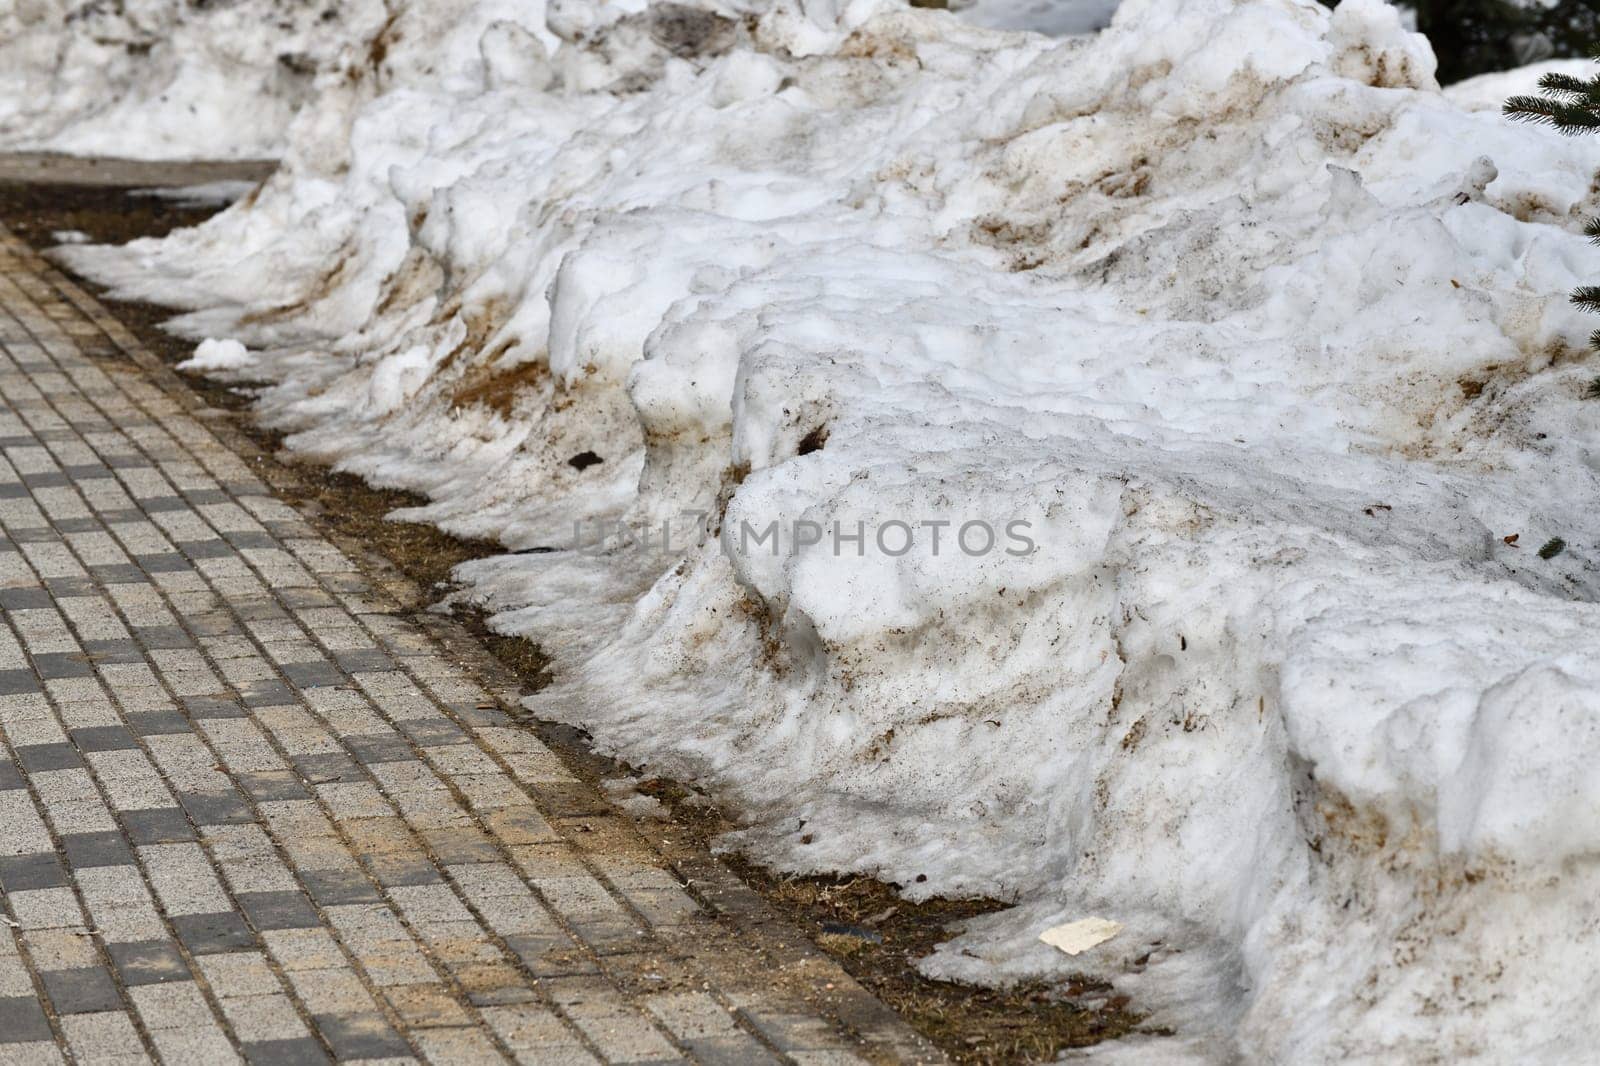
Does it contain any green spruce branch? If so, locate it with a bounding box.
[1506,50,1600,356]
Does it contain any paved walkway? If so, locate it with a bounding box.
[0,155,276,188]
[0,224,944,1065]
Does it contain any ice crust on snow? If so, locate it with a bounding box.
[57,0,1600,1059]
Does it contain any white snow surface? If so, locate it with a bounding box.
[59,0,1600,1060]
[1445,57,1600,112]
[0,0,380,159]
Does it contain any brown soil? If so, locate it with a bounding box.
[0,175,1144,1064]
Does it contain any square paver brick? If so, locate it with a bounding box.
[0,996,54,1043]
[236,892,320,933]
[176,791,253,827]
[66,725,138,752]
[299,871,379,908]
[171,913,257,956]
[107,941,190,987]
[121,809,194,845]
[0,853,66,892]
[235,772,308,803]
[61,831,135,869]
[15,744,84,772]
[126,711,191,737]
[40,966,122,1014]
[312,1012,409,1060]
[240,1037,330,1066]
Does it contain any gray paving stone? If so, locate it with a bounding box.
[279,662,342,689]
[299,870,380,908]
[89,564,148,585]
[82,641,145,664]
[277,589,334,610]
[241,1036,330,1066]
[15,744,83,772]
[235,771,309,802]
[330,649,395,673]
[224,532,276,551]
[235,892,320,932]
[0,853,66,891]
[289,753,363,784]
[367,855,445,889]
[126,711,192,737]
[180,696,244,719]
[106,941,190,986]
[176,790,253,826]
[44,577,96,598]
[313,1012,410,1060]
[60,831,135,869]
[237,680,293,707]
[171,912,257,955]
[0,588,51,609]
[397,719,467,747]
[0,670,42,694]
[121,808,195,845]
[344,735,412,765]
[0,995,54,1043]
[136,554,192,574]
[39,966,121,1014]
[67,725,137,752]
[30,654,92,680]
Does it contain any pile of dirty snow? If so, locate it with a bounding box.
[61,0,1600,1061]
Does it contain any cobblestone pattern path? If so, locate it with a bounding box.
[0,225,946,1065]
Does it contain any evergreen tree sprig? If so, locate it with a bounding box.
[1505,51,1600,133]
[1507,50,1600,355]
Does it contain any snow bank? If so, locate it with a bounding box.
[60,0,1600,1060]
[0,0,372,159]
[0,0,559,160]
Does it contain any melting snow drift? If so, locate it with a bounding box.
[50,0,1600,1060]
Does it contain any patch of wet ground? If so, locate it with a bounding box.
[0,172,1147,1064]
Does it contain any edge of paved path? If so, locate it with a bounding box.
[0,155,277,190]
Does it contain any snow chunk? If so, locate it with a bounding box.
[180,338,254,373]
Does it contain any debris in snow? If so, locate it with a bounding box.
[51,230,91,245]
[1039,918,1123,957]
